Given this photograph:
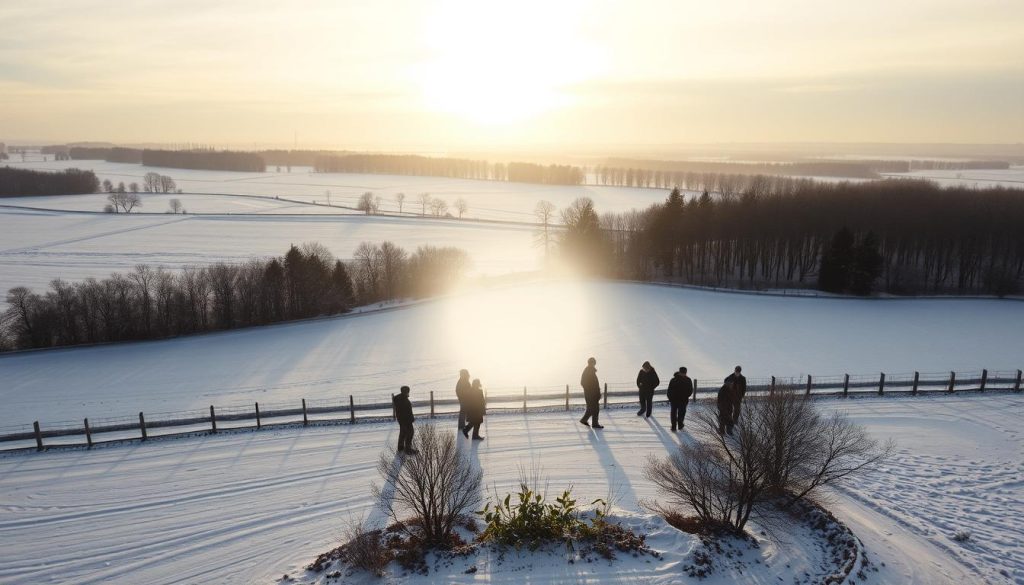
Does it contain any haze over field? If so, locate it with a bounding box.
[2,0,1023,149]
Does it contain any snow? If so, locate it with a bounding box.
[2,159,674,221]
[0,192,359,215]
[1,393,1016,584]
[881,167,1024,190]
[0,208,540,296]
[1,280,1021,431]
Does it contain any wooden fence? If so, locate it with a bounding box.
[1,368,1020,454]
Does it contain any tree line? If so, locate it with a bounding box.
[0,242,471,352]
[555,179,1024,296]
[595,157,1012,187]
[0,167,99,197]
[314,154,586,186]
[141,149,265,172]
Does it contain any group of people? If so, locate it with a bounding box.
[391,359,748,454]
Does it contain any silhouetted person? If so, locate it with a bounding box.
[579,357,604,429]
[456,369,471,431]
[717,380,736,436]
[462,378,486,440]
[393,385,417,454]
[666,367,693,431]
[636,361,661,418]
[724,365,747,423]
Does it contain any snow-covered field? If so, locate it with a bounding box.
[2,159,673,221]
[881,167,1024,189]
[1,280,1021,431]
[0,207,539,295]
[0,394,1017,584]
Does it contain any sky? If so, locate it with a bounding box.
[1,0,1022,151]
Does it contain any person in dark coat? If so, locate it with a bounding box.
[462,378,486,440]
[635,361,661,418]
[716,380,735,436]
[666,366,693,431]
[724,365,747,423]
[393,386,417,454]
[579,357,604,429]
[456,369,471,431]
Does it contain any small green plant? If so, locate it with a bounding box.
[477,481,605,551]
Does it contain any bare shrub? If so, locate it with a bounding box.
[646,391,891,532]
[308,517,392,576]
[373,424,482,548]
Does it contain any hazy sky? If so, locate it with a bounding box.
[1,0,1022,150]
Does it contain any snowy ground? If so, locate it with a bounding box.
[0,393,1016,584]
[881,167,1024,189]
[2,159,675,221]
[0,206,540,295]
[1,280,1021,431]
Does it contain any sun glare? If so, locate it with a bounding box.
[414,0,600,126]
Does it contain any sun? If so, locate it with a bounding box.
[414,0,599,126]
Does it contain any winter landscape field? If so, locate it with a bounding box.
[4,0,1024,582]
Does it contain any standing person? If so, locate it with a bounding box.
[456,369,471,431]
[666,367,693,431]
[579,357,604,429]
[462,378,486,440]
[716,379,735,436]
[636,361,661,418]
[393,386,418,454]
[724,365,747,423]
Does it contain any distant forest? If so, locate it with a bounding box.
[560,178,1023,296]
[314,154,586,185]
[1,242,470,351]
[595,157,1012,187]
[0,167,99,197]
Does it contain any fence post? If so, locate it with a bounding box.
[878,373,885,396]
[210,405,217,433]
[84,418,93,448]
[430,391,435,418]
[843,374,849,397]
[692,379,698,403]
[255,402,261,429]
[349,395,356,423]
[139,412,147,441]
[523,386,527,413]
[1016,369,1022,392]
[392,394,397,420]
[805,375,812,396]
[302,399,309,426]
[948,371,956,393]
[33,421,43,451]
[912,372,919,396]
[980,369,988,392]
[565,384,570,411]
[603,382,608,408]
[770,376,776,396]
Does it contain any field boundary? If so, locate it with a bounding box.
[1,367,1019,455]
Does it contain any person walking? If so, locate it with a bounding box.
[393,385,418,454]
[462,378,486,440]
[636,361,661,418]
[716,379,735,436]
[724,365,747,423]
[456,369,471,431]
[579,357,604,429]
[666,366,693,431]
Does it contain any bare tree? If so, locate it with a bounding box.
[357,192,378,214]
[102,179,113,193]
[418,192,431,216]
[454,197,468,219]
[395,192,406,214]
[143,172,161,193]
[122,192,141,213]
[159,175,176,194]
[128,182,139,194]
[373,424,482,546]
[533,200,557,261]
[429,197,448,217]
[169,198,183,214]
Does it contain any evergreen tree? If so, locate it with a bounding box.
[818,227,855,293]
[849,232,883,296]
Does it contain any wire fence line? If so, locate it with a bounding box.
[1,368,1020,454]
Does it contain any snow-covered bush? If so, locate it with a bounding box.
[373,424,482,548]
